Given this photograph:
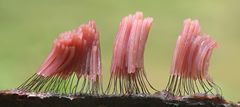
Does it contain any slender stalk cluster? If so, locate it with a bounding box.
[18,20,102,95]
[165,19,221,96]
[16,13,222,98]
[106,12,157,95]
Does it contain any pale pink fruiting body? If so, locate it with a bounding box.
[18,21,102,94]
[110,12,153,75]
[170,19,217,80]
[166,19,221,96]
[36,20,102,81]
[107,12,156,94]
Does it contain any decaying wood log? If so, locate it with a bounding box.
[0,90,236,107]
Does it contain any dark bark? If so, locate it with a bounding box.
[0,90,235,107]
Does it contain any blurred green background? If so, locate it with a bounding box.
[0,0,239,102]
